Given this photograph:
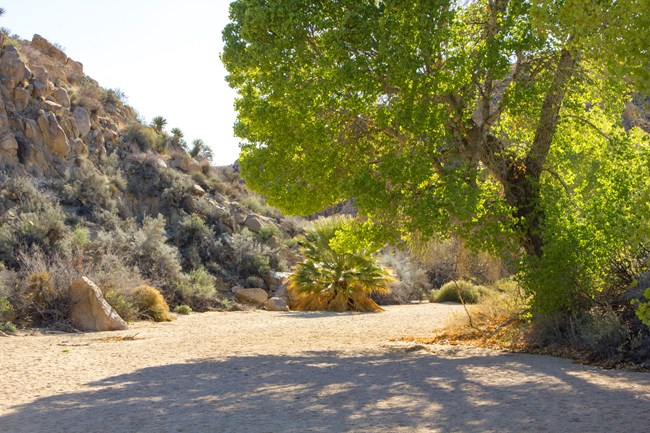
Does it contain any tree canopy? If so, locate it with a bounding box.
[222,0,650,312]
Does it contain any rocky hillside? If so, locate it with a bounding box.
[0,33,304,328]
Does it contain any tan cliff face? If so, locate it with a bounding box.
[0,33,136,176]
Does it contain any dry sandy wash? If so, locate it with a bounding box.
[0,303,648,433]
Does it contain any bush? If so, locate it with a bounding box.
[129,285,173,322]
[0,296,16,333]
[9,249,76,327]
[122,123,161,151]
[174,267,218,310]
[0,177,68,268]
[104,290,138,322]
[173,304,192,315]
[174,215,220,271]
[241,195,280,218]
[429,280,487,304]
[379,249,430,304]
[228,229,275,282]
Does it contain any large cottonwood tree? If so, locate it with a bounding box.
[223,0,650,311]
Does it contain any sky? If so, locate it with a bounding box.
[3,0,241,165]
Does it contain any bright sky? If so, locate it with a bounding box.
[3,0,241,165]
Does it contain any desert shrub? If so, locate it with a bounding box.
[227,229,275,282]
[241,195,280,218]
[103,290,138,322]
[72,76,105,115]
[128,285,173,322]
[0,177,68,268]
[411,236,508,288]
[84,248,148,296]
[173,304,192,315]
[256,224,281,242]
[174,215,220,271]
[288,216,393,312]
[0,296,16,333]
[527,307,643,363]
[429,280,487,304]
[174,267,218,310]
[122,123,160,151]
[57,163,118,219]
[93,216,183,296]
[378,249,430,304]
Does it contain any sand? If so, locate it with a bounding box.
[0,303,648,433]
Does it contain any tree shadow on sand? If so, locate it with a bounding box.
[1,349,648,433]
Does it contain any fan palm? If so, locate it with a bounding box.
[150,116,167,133]
[288,216,393,312]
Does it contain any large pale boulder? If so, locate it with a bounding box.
[234,287,269,305]
[37,110,69,157]
[73,106,91,137]
[265,297,289,312]
[69,277,128,332]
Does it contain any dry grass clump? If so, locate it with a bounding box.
[128,285,173,322]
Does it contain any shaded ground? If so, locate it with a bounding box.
[0,304,648,432]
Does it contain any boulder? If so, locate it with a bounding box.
[31,80,46,99]
[69,277,128,332]
[41,100,64,115]
[73,106,91,137]
[234,287,269,305]
[37,110,69,157]
[265,297,289,312]
[31,66,49,85]
[244,214,264,233]
[0,133,18,153]
[32,34,69,64]
[14,87,31,112]
[50,87,70,108]
[170,156,201,173]
[71,138,89,157]
[0,45,30,90]
[190,184,206,196]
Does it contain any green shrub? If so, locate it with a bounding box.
[0,177,68,268]
[174,215,220,271]
[174,267,218,310]
[129,285,173,322]
[173,304,192,315]
[0,296,16,333]
[429,280,487,304]
[256,224,281,242]
[228,229,274,281]
[104,290,138,322]
[122,123,160,151]
[241,195,280,218]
